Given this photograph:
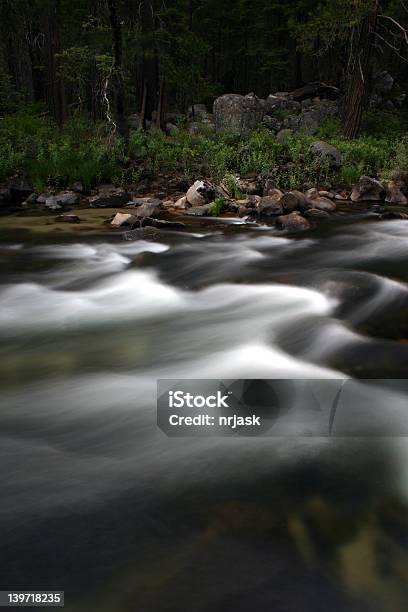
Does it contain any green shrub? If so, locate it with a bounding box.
[208,196,225,216]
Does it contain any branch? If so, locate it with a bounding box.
[374,31,408,61]
[378,14,408,44]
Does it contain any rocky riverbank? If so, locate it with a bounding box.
[1,164,407,239]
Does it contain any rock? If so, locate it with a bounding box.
[8,178,33,202]
[309,141,342,169]
[45,196,61,211]
[128,113,142,130]
[89,186,129,208]
[165,122,179,136]
[351,176,385,202]
[280,190,310,213]
[174,196,188,209]
[373,71,394,95]
[72,181,88,194]
[184,205,210,216]
[142,218,186,230]
[290,82,340,102]
[133,201,162,220]
[266,187,284,199]
[0,187,12,207]
[111,212,134,227]
[379,211,408,220]
[214,93,264,134]
[304,208,330,219]
[125,197,162,208]
[54,214,81,223]
[123,227,162,241]
[186,180,219,207]
[257,195,283,216]
[55,190,80,207]
[21,193,38,207]
[311,197,336,212]
[385,181,407,205]
[276,212,311,232]
[236,177,261,195]
[265,93,300,115]
[188,104,208,119]
[305,188,319,200]
[276,129,293,143]
[318,190,334,199]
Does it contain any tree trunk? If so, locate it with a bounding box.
[343,2,379,138]
[108,0,128,138]
[140,0,159,128]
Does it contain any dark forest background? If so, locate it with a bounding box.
[0,0,407,191]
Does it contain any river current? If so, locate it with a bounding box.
[0,215,408,611]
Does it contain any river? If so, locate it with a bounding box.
[0,213,407,611]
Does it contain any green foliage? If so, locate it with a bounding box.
[361,109,408,139]
[222,174,245,199]
[0,113,402,190]
[208,197,226,216]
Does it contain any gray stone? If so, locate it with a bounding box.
[89,187,129,208]
[55,191,80,207]
[257,195,283,216]
[214,93,264,134]
[184,204,211,216]
[45,196,61,211]
[186,180,219,207]
[309,140,342,169]
[351,176,385,202]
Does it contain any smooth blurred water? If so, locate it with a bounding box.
[0,217,408,611]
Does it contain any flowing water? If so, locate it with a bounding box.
[1,214,408,611]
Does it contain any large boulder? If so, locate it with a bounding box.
[186,180,219,207]
[89,186,130,208]
[280,191,310,213]
[257,195,283,217]
[214,93,264,134]
[276,212,311,232]
[351,176,385,202]
[309,141,342,169]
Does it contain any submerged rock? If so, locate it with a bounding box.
[276,211,311,232]
[55,214,81,223]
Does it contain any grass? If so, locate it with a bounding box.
[0,107,406,191]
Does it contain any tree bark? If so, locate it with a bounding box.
[108,0,128,138]
[343,2,379,138]
[140,0,159,128]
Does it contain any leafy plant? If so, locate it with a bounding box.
[208,196,225,216]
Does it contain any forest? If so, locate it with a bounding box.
[0,0,407,196]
